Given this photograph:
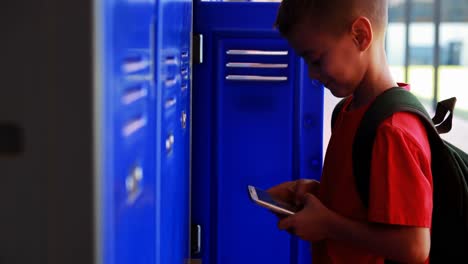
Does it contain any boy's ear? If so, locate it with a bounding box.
[350,17,373,52]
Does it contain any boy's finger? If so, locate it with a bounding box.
[295,180,312,204]
[286,181,297,192]
[278,215,294,230]
[295,185,308,205]
[268,182,295,203]
[309,180,320,194]
[295,180,320,204]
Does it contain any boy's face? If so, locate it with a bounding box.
[287,19,368,98]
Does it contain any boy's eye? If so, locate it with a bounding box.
[311,59,320,66]
[305,57,320,67]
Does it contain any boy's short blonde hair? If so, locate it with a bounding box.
[274,0,388,37]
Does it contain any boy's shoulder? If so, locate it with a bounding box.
[377,112,431,153]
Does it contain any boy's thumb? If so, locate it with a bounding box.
[295,192,308,206]
[304,193,317,205]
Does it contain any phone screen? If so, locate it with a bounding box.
[251,186,298,214]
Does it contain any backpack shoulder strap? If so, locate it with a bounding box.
[352,87,438,207]
[331,98,348,130]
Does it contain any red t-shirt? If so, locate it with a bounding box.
[315,85,433,263]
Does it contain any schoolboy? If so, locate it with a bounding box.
[268,0,433,263]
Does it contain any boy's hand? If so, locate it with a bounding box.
[277,193,334,242]
[267,179,320,207]
[293,179,320,206]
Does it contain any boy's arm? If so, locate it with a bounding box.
[278,193,430,263]
[362,113,432,263]
[335,113,431,263]
[327,210,430,263]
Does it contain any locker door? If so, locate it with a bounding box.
[154,0,193,263]
[99,1,157,264]
[192,2,324,264]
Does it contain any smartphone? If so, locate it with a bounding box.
[247,185,297,216]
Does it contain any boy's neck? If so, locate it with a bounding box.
[350,47,397,111]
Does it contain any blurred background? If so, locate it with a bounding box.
[324,0,468,155]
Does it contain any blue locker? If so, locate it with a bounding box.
[99,1,157,264]
[98,0,321,263]
[192,2,324,264]
[154,0,192,262]
[99,0,191,263]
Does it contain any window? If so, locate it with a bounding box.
[438,0,468,149]
[387,0,468,151]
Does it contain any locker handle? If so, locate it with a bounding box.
[165,133,175,153]
[126,166,143,205]
[226,50,288,56]
[226,75,287,82]
[226,62,288,69]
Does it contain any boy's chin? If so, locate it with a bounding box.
[327,86,353,98]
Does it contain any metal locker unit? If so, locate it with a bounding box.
[99,0,192,263]
[0,0,191,263]
[98,0,158,264]
[154,0,193,262]
[192,2,324,264]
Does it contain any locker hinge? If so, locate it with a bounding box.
[193,34,203,64]
[191,224,201,255]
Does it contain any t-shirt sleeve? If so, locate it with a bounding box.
[367,113,433,228]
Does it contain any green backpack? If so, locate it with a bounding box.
[331,87,468,262]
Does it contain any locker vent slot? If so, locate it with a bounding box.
[225,75,287,82]
[165,97,177,109]
[226,50,288,56]
[181,51,189,59]
[122,54,151,74]
[123,116,147,137]
[225,49,289,82]
[181,67,189,80]
[122,85,148,105]
[164,54,180,88]
[226,62,288,69]
[165,76,179,87]
[165,55,178,65]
